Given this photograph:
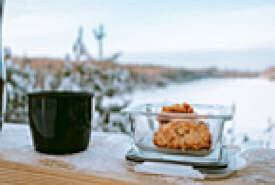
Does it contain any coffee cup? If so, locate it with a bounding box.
[28,91,93,154]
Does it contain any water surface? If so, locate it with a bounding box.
[131,78,275,147]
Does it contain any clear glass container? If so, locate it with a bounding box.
[123,103,234,165]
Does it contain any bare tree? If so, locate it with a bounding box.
[72,26,92,61]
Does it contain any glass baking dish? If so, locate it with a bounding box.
[122,103,234,160]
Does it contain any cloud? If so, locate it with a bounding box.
[3,2,275,57]
[120,5,275,52]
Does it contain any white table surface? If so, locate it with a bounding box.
[0,123,274,185]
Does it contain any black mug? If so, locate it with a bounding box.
[28,91,93,154]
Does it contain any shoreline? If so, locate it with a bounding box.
[11,56,261,86]
[262,67,275,81]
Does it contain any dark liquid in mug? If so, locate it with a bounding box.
[28,92,92,154]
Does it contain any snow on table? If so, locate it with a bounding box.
[0,124,274,185]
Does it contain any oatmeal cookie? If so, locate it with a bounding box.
[158,102,195,124]
[162,102,194,113]
[153,119,212,150]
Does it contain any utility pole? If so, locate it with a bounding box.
[93,24,106,61]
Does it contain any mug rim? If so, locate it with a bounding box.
[28,90,93,97]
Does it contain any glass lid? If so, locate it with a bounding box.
[122,103,235,120]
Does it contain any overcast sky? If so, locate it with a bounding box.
[2,0,275,69]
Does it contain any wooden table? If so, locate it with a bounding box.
[0,124,274,185]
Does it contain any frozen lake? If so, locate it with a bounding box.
[131,78,275,148]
